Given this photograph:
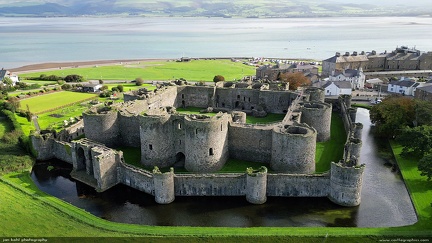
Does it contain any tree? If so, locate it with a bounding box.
[100,85,108,91]
[2,77,13,86]
[414,100,432,126]
[396,126,432,158]
[418,153,432,181]
[5,96,20,112]
[370,96,415,138]
[64,74,84,82]
[99,79,104,84]
[117,85,124,92]
[213,75,225,83]
[279,72,311,90]
[135,77,144,86]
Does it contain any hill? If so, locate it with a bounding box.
[0,0,431,17]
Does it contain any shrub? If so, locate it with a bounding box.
[135,77,144,86]
[117,85,124,92]
[64,74,84,83]
[61,83,72,90]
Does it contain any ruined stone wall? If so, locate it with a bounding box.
[267,173,330,197]
[177,86,213,108]
[148,86,178,109]
[91,147,121,191]
[83,110,119,147]
[118,113,141,147]
[118,162,154,195]
[228,124,273,163]
[184,113,230,172]
[174,173,245,196]
[52,140,73,164]
[301,102,332,142]
[271,125,316,174]
[259,91,297,113]
[31,135,55,161]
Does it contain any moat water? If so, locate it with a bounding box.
[31,109,417,227]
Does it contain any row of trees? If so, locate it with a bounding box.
[28,74,85,83]
[370,95,432,180]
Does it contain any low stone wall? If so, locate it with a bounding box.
[174,173,245,196]
[267,173,329,197]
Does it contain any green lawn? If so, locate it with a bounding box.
[19,59,257,82]
[19,91,97,114]
[390,142,432,221]
[315,113,346,173]
[105,83,156,92]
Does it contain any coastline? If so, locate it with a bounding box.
[9,59,168,73]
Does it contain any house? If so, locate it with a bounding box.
[322,81,352,96]
[387,78,420,96]
[415,84,432,102]
[0,69,19,86]
[328,69,365,89]
[365,78,384,89]
[82,83,102,92]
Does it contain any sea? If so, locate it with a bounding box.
[1,16,432,69]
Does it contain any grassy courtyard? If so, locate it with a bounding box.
[19,59,257,82]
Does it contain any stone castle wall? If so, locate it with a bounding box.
[31,85,364,207]
[228,124,273,163]
[83,110,119,147]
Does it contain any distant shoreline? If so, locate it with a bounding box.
[10,57,320,74]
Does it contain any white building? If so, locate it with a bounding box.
[322,81,352,96]
[328,69,365,89]
[0,69,19,86]
[387,78,420,96]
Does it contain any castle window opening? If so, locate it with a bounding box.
[221,123,223,131]
[149,144,153,150]
[179,140,182,145]
[209,148,214,156]
[248,97,251,102]
[243,97,246,101]
[237,95,240,100]
[196,128,198,135]
[181,94,185,99]
[178,123,182,129]
[251,106,254,110]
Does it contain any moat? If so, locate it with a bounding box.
[30,108,417,227]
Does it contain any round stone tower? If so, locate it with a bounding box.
[153,168,175,204]
[329,162,365,206]
[140,114,176,168]
[305,87,325,102]
[83,109,119,147]
[246,166,267,204]
[301,102,332,142]
[271,124,316,174]
[183,113,230,172]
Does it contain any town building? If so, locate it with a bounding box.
[387,78,422,96]
[328,69,365,89]
[415,84,432,102]
[322,46,432,78]
[322,81,352,96]
[0,69,19,86]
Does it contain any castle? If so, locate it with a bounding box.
[31,84,365,206]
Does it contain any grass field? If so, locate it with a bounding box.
[19,91,97,114]
[1,112,432,240]
[19,59,257,82]
[315,113,346,173]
